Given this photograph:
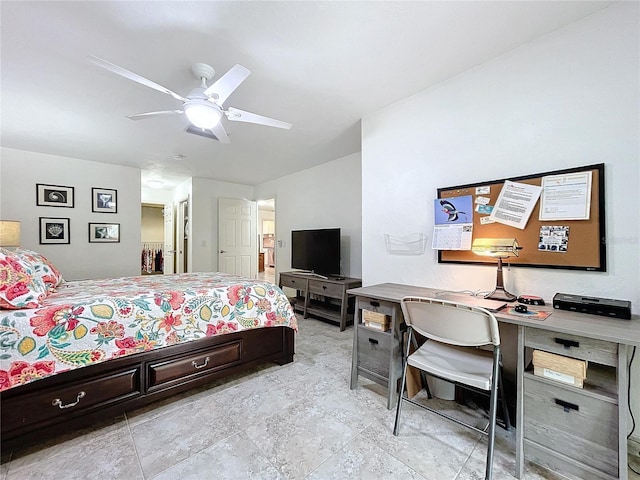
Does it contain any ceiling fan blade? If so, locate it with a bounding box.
[203,64,251,105]
[88,55,186,102]
[225,107,292,129]
[209,121,231,144]
[126,110,183,121]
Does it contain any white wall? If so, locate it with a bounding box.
[362,3,639,439]
[0,148,141,280]
[362,3,638,306]
[254,152,362,278]
[141,206,164,243]
[141,186,173,205]
[190,176,254,273]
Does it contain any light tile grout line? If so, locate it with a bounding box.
[123,411,147,480]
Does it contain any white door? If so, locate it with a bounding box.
[162,203,174,274]
[218,197,257,278]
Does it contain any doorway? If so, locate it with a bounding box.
[176,197,189,274]
[257,198,276,284]
[141,203,166,275]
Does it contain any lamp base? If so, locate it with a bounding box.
[485,287,518,302]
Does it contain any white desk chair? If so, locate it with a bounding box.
[393,296,506,480]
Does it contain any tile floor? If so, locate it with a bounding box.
[257,266,276,285]
[2,315,639,480]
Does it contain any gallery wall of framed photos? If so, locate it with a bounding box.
[35,184,120,245]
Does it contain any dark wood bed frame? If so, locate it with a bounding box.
[1,326,295,449]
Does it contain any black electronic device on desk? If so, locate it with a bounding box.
[553,293,632,320]
[517,295,545,306]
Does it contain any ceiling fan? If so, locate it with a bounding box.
[88,56,292,144]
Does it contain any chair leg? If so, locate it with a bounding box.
[497,367,512,431]
[485,347,501,480]
[393,328,413,436]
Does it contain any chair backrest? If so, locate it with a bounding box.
[401,296,500,347]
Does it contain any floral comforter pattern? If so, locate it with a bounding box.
[0,272,297,391]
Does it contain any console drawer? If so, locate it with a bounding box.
[1,367,141,434]
[308,280,343,298]
[357,327,391,379]
[525,328,617,366]
[280,274,307,291]
[523,375,618,476]
[148,340,242,390]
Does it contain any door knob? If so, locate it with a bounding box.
[220,250,227,253]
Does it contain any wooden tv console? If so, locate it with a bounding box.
[279,272,361,331]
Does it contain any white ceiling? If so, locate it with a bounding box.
[1,1,614,189]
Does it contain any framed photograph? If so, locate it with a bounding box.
[89,223,120,243]
[36,184,74,208]
[39,217,70,244]
[92,187,117,213]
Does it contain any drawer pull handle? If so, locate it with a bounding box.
[322,285,327,289]
[554,338,579,349]
[192,356,210,369]
[555,398,579,412]
[368,338,379,345]
[370,301,380,307]
[52,391,86,409]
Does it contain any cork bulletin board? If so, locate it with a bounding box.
[437,164,606,271]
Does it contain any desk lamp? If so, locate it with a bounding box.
[0,220,21,250]
[472,238,521,302]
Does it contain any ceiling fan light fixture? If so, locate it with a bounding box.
[184,100,222,129]
[147,179,164,188]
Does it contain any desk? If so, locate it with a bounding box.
[348,283,640,480]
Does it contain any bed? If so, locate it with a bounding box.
[0,249,297,448]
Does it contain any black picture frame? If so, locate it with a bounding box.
[39,217,70,244]
[36,184,74,208]
[92,187,117,213]
[88,223,120,243]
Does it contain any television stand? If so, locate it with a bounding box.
[290,270,329,280]
[279,272,362,331]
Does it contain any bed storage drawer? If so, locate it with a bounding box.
[523,376,618,476]
[147,340,242,390]
[1,367,141,435]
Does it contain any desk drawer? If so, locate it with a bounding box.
[356,297,397,318]
[280,275,306,291]
[308,280,343,298]
[523,375,618,476]
[357,327,391,378]
[525,328,617,367]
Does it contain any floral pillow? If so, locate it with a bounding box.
[14,248,64,292]
[0,250,47,309]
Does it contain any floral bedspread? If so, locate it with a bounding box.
[0,272,297,391]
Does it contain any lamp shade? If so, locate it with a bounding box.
[471,238,520,258]
[471,237,520,302]
[184,100,222,129]
[0,220,21,247]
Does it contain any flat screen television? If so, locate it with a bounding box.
[291,228,341,277]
